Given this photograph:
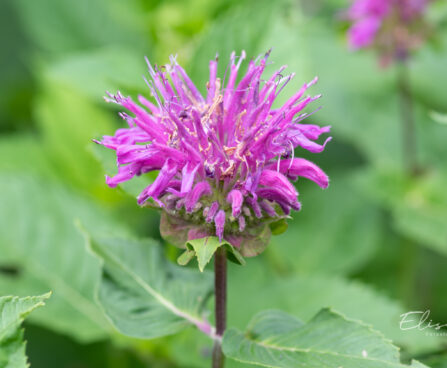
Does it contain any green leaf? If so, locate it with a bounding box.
[84,231,214,339]
[412,32,447,112]
[269,219,288,236]
[222,243,246,267]
[0,134,55,180]
[223,308,429,368]
[46,46,147,100]
[183,237,245,272]
[184,238,221,272]
[411,362,430,368]
[177,249,196,267]
[12,0,148,55]
[34,82,115,197]
[228,259,441,354]
[430,111,447,125]
[255,12,399,168]
[270,174,380,275]
[0,293,50,368]
[160,211,268,258]
[0,174,114,342]
[421,352,447,368]
[354,168,447,256]
[236,224,272,258]
[90,143,156,199]
[189,0,280,89]
[256,11,447,170]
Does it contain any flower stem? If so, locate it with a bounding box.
[397,60,419,175]
[212,247,227,368]
[397,60,420,307]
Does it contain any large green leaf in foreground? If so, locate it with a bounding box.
[223,309,428,368]
[84,232,214,339]
[0,175,113,342]
[0,293,50,368]
[228,259,441,354]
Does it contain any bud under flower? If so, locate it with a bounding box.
[95,51,330,256]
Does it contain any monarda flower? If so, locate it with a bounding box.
[95,51,330,256]
[346,0,430,64]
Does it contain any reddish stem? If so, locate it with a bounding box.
[212,247,227,368]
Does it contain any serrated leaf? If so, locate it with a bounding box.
[228,259,441,354]
[0,293,50,368]
[84,231,214,339]
[0,174,113,342]
[223,308,430,368]
[411,361,430,368]
[184,237,245,272]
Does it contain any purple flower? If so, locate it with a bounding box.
[95,51,330,255]
[348,16,382,49]
[346,0,430,63]
[348,0,390,19]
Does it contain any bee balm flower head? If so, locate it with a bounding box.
[347,0,430,65]
[95,51,330,256]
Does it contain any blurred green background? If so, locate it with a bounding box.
[1,0,447,367]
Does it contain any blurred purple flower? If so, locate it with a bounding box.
[346,0,430,63]
[95,51,330,252]
[349,16,383,49]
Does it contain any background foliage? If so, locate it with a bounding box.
[1,0,447,366]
